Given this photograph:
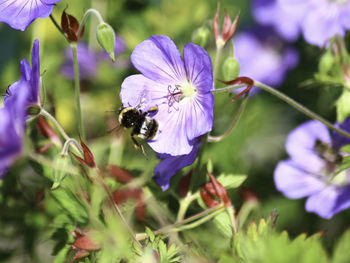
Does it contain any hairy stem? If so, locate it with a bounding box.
[254,81,350,138]
[71,43,85,139]
[208,93,248,142]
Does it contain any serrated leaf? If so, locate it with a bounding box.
[333,228,350,263]
[257,218,267,235]
[145,227,155,243]
[246,221,258,242]
[217,174,247,189]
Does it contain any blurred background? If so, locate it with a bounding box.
[0,0,349,261]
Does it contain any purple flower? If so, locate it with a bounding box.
[274,120,350,219]
[0,39,41,177]
[155,139,201,191]
[4,39,41,114]
[0,0,61,31]
[120,35,214,156]
[253,0,350,46]
[233,28,298,91]
[252,0,301,42]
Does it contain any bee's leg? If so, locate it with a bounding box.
[131,135,148,158]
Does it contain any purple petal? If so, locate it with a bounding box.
[301,9,344,47]
[0,0,61,31]
[233,30,298,88]
[184,92,214,141]
[131,35,186,85]
[154,139,200,191]
[253,0,300,41]
[285,120,331,174]
[332,117,350,150]
[305,185,350,219]
[29,39,40,105]
[183,43,213,92]
[120,74,194,155]
[274,160,326,199]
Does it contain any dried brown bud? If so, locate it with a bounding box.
[61,10,84,42]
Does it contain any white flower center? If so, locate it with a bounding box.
[179,82,197,100]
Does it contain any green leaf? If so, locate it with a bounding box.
[340,144,350,153]
[217,174,247,189]
[332,229,350,263]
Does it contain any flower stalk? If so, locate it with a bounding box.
[71,43,85,139]
[254,81,350,139]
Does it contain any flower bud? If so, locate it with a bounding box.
[96,23,116,62]
[336,90,350,123]
[52,153,71,189]
[192,27,210,48]
[318,52,334,75]
[223,57,240,81]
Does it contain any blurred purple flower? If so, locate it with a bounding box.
[274,120,350,219]
[120,35,214,156]
[253,0,350,46]
[155,139,201,191]
[252,0,301,42]
[4,39,41,114]
[61,42,98,80]
[61,36,128,80]
[233,28,298,92]
[0,0,61,31]
[0,40,40,176]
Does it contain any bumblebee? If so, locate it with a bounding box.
[118,106,159,151]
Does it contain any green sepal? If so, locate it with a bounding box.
[96,23,116,62]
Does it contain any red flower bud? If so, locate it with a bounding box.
[61,10,84,42]
[72,138,96,168]
[213,4,240,47]
[178,170,193,198]
[36,116,61,146]
[73,235,100,251]
[109,165,133,183]
[200,172,232,208]
[72,250,90,262]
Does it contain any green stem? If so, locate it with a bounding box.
[254,81,350,139]
[71,43,85,139]
[211,84,246,94]
[135,205,225,240]
[77,8,105,38]
[208,93,248,142]
[176,193,199,222]
[213,46,223,80]
[172,206,225,233]
[40,108,70,141]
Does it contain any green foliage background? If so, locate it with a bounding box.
[0,0,349,262]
